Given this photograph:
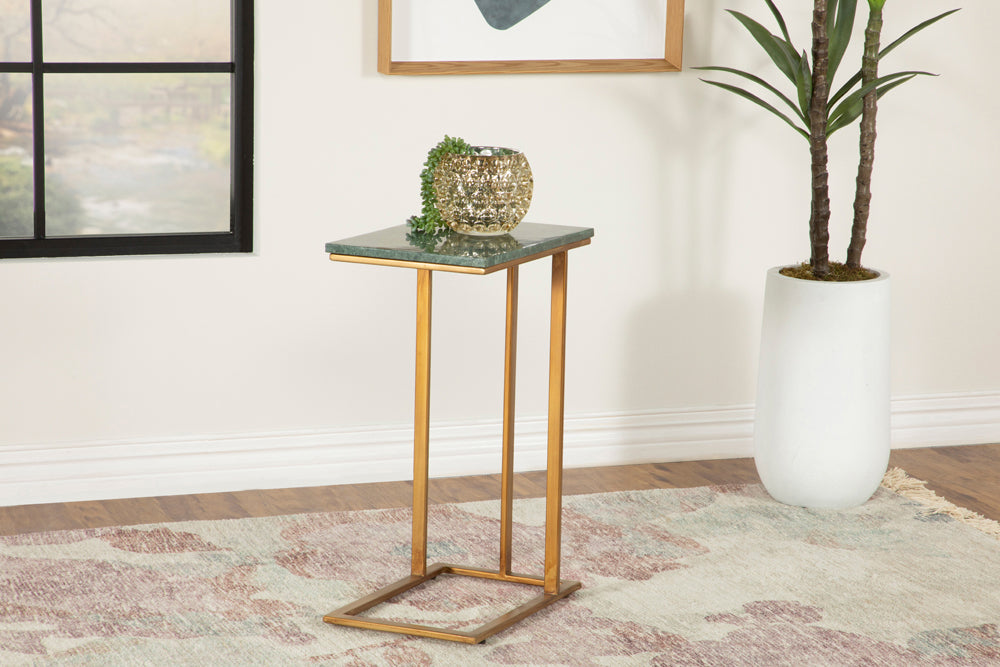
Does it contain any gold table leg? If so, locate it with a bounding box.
[412,268,432,578]
[500,266,518,576]
[545,251,568,594]
[325,260,581,644]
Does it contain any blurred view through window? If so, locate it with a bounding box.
[0,0,253,258]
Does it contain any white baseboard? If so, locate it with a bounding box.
[890,391,1000,449]
[2,392,998,507]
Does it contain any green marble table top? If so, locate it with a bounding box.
[326,223,593,272]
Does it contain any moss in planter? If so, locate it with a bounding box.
[780,262,880,282]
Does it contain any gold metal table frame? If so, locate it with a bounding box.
[324,227,591,644]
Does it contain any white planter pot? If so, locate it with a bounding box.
[754,266,891,509]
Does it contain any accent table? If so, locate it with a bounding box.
[322,223,594,644]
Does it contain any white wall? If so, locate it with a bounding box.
[2,1,998,505]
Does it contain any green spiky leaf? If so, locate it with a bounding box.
[795,49,813,119]
[879,8,960,60]
[694,65,807,125]
[827,71,928,134]
[763,0,792,44]
[699,79,809,140]
[726,10,800,86]
[831,8,959,108]
[827,0,859,82]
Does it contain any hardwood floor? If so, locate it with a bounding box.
[1,444,998,537]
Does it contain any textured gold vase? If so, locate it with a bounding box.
[433,147,533,236]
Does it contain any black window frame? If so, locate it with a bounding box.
[0,0,253,259]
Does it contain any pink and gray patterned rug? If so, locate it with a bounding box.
[2,470,999,665]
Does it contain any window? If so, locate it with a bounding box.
[0,0,253,258]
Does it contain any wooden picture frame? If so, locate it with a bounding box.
[377,0,685,75]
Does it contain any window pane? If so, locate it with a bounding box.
[45,73,231,236]
[43,0,230,62]
[0,72,33,239]
[0,1,31,62]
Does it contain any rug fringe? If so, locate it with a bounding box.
[881,467,1000,540]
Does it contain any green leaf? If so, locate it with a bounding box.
[826,71,927,134]
[795,49,813,119]
[879,9,960,61]
[871,71,917,100]
[827,75,913,135]
[694,66,808,125]
[763,0,792,44]
[829,71,927,123]
[699,79,810,140]
[829,8,957,109]
[829,70,863,109]
[727,10,800,85]
[827,0,858,83]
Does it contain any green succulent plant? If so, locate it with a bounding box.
[407,135,474,234]
[698,0,957,279]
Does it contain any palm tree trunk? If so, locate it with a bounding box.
[809,0,832,278]
[847,6,883,268]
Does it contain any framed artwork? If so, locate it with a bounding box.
[378,0,685,75]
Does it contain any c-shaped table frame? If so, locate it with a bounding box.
[324,250,582,644]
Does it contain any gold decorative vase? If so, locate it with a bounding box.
[433,147,533,236]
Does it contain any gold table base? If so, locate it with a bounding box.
[324,563,581,644]
[325,241,588,644]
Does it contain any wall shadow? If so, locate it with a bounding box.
[622,1,758,412]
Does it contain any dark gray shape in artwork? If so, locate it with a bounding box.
[473,0,553,30]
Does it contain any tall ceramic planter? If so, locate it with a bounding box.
[754,267,891,509]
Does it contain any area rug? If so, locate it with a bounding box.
[2,470,999,665]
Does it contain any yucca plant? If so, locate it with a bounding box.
[698,0,958,279]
